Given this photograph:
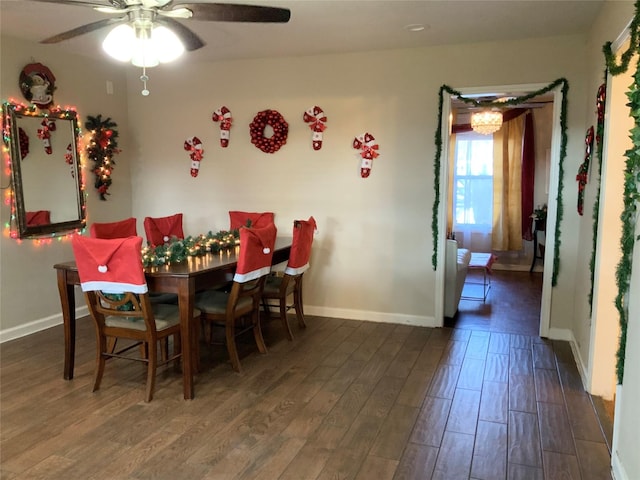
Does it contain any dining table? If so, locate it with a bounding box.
[53,236,292,400]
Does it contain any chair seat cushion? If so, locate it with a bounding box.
[194,289,252,314]
[105,303,199,331]
[263,275,295,296]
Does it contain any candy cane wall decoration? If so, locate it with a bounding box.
[303,106,327,150]
[576,126,594,215]
[64,142,75,177]
[184,136,204,177]
[212,106,232,147]
[353,132,379,178]
[37,119,52,154]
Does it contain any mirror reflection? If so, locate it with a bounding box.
[4,102,86,238]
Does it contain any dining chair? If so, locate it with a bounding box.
[71,235,200,402]
[228,211,275,230]
[262,216,316,340]
[89,217,137,239]
[195,222,277,372]
[143,213,185,247]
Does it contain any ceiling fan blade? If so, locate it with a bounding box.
[169,3,290,23]
[155,17,205,51]
[27,0,116,8]
[40,16,125,43]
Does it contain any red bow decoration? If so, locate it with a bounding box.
[353,132,380,178]
[212,106,233,147]
[576,126,594,216]
[184,136,204,177]
[303,106,327,150]
[37,119,52,154]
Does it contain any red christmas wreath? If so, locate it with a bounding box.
[249,109,288,153]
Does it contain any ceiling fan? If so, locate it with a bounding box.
[28,0,290,94]
[33,0,291,51]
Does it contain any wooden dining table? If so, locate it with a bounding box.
[53,237,291,400]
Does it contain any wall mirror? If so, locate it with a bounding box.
[3,102,86,238]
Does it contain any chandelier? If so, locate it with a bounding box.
[470,109,503,135]
[102,10,184,96]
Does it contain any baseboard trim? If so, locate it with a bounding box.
[304,305,437,328]
[547,327,589,390]
[612,449,629,480]
[0,306,88,344]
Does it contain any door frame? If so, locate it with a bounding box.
[434,82,565,340]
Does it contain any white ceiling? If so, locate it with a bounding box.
[1,0,605,64]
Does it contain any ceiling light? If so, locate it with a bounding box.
[471,109,503,135]
[102,14,184,96]
[404,24,426,32]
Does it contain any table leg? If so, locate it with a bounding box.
[178,278,196,400]
[56,269,76,380]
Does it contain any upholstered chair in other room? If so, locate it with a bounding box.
[262,216,316,340]
[228,211,275,230]
[89,217,137,239]
[143,213,185,247]
[195,223,277,372]
[71,235,200,402]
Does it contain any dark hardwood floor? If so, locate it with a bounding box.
[1,278,612,479]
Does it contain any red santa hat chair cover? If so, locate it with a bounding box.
[26,210,51,226]
[143,213,185,246]
[228,211,275,230]
[71,235,192,402]
[262,216,317,341]
[195,222,277,372]
[89,217,137,239]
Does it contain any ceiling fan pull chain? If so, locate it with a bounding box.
[140,67,150,96]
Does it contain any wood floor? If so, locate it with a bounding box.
[1,272,612,479]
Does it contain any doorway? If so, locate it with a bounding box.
[435,82,565,340]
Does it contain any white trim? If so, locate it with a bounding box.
[611,384,626,480]
[304,305,437,327]
[233,265,271,283]
[0,305,88,343]
[548,327,589,391]
[80,281,148,294]
[284,263,309,275]
[612,450,629,480]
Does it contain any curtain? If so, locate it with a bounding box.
[521,112,535,240]
[492,114,525,251]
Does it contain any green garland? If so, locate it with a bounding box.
[603,0,640,385]
[432,80,569,287]
[142,229,240,267]
[85,115,120,201]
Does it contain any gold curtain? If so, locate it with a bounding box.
[492,114,525,251]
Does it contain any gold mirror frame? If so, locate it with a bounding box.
[3,102,86,238]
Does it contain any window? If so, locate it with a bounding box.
[453,132,493,229]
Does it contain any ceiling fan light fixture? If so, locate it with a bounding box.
[471,109,503,135]
[102,23,184,67]
[102,23,135,62]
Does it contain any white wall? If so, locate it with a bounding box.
[125,35,589,328]
[0,36,133,336]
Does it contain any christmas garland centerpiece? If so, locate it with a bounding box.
[142,229,240,267]
[85,115,120,200]
[249,109,288,153]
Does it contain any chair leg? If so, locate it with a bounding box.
[280,297,293,341]
[294,279,307,329]
[173,332,182,372]
[107,336,117,354]
[253,309,268,355]
[225,320,242,373]
[145,339,158,403]
[93,332,107,393]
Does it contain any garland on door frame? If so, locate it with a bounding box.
[432,79,569,288]
[603,0,640,384]
[85,115,120,200]
[588,80,607,314]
